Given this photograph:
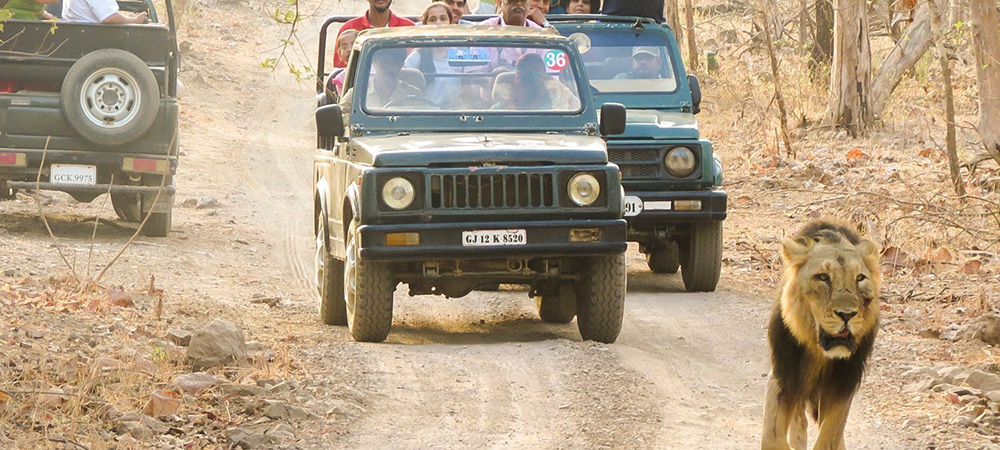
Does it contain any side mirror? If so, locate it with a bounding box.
[599,102,627,136]
[316,104,345,139]
[688,75,702,115]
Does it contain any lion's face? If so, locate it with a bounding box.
[780,230,882,360]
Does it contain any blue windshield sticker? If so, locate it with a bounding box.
[448,48,490,63]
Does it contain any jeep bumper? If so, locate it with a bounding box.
[623,189,727,225]
[359,219,627,262]
[0,148,176,196]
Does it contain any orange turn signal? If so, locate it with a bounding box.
[386,233,420,246]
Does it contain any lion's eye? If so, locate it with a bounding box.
[815,273,830,282]
[856,274,867,282]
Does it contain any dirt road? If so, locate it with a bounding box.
[0,0,913,448]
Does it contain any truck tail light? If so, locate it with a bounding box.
[122,157,169,174]
[0,152,27,167]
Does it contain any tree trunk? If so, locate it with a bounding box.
[970,0,1000,164]
[800,0,811,52]
[665,0,684,52]
[871,0,945,117]
[928,0,965,195]
[760,7,795,157]
[684,0,699,69]
[810,0,834,78]
[823,0,873,135]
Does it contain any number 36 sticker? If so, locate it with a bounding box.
[544,50,568,72]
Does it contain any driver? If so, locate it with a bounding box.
[614,47,663,79]
[366,47,424,108]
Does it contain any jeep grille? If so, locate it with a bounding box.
[430,172,555,209]
[608,148,660,179]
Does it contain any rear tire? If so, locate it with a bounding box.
[536,283,576,324]
[111,192,141,222]
[344,217,395,342]
[575,253,626,343]
[141,211,171,237]
[316,215,347,325]
[680,221,722,292]
[646,241,680,274]
[0,180,16,200]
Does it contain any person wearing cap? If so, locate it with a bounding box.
[332,0,415,67]
[477,0,542,27]
[614,46,663,79]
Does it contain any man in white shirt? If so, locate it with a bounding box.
[63,0,147,23]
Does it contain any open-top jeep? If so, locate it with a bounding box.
[313,24,629,343]
[0,0,180,236]
[551,15,727,292]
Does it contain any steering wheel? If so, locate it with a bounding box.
[383,95,438,108]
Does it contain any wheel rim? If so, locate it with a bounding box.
[315,218,326,297]
[80,68,142,129]
[344,223,359,329]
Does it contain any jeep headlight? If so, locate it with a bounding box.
[568,173,600,206]
[664,147,697,177]
[382,177,415,210]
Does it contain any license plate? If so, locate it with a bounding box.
[462,229,526,247]
[51,164,97,185]
[624,195,644,217]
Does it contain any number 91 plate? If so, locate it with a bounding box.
[462,229,526,247]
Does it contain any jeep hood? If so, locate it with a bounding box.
[354,134,609,167]
[619,110,700,140]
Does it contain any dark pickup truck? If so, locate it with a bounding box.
[0,0,180,236]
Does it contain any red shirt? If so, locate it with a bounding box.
[333,11,415,67]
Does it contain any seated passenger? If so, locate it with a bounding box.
[6,0,59,20]
[492,53,551,111]
[326,29,358,96]
[367,47,425,108]
[62,0,148,23]
[614,47,663,79]
[561,0,600,14]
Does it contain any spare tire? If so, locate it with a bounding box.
[61,49,159,146]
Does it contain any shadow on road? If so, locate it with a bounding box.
[626,272,686,294]
[386,317,579,346]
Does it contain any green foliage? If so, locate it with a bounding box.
[1,8,13,31]
[151,346,167,364]
[271,7,298,24]
[259,58,277,69]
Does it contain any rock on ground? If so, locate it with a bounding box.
[186,319,247,371]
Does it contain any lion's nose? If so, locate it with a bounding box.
[836,310,858,323]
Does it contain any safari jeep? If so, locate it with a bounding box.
[551,15,727,292]
[313,24,629,343]
[0,0,180,236]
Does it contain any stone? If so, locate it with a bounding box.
[958,315,1000,346]
[261,400,310,421]
[963,370,1000,392]
[985,390,1000,403]
[174,372,222,396]
[903,378,935,393]
[265,423,295,441]
[3,269,15,277]
[166,329,192,347]
[196,197,219,209]
[950,416,977,427]
[186,319,247,371]
[936,366,967,385]
[902,367,938,379]
[226,428,275,449]
[25,330,44,339]
[220,383,267,397]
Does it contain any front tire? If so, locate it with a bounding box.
[646,241,680,274]
[574,253,626,343]
[680,221,722,292]
[316,215,347,325]
[344,217,395,342]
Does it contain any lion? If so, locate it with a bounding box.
[761,220,882,450]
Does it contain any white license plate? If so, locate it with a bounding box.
[462,229,526,247]
[51,164,97,185]
[624,195,644,217]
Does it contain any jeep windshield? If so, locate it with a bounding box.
[565,29,678,93]
[359,43,584,114]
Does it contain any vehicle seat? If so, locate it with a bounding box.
[491,71,515,105]
[399,68,427,92]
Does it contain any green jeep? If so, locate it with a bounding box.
[551,15,727,292]
[312,24,630,343]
